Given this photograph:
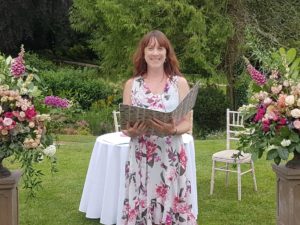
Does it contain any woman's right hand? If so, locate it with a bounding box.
[122,122,148,138]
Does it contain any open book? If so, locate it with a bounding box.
[119,81,200,135]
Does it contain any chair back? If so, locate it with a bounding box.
[112,110,121,132]
[226,109,244,150]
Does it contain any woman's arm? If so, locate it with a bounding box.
[122,78,148,137]
[123,79,133,105]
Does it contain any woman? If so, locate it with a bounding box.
[122,30,197,225]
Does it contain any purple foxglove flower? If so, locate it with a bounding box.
[247,64,266,86]
[10,45,26,77]
[10,56,25,77]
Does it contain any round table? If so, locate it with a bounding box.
[79,132,198,224]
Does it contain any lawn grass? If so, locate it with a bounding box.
[15,135,276,225]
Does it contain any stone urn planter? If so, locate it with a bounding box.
[0,157,21,225]
[272,151,300,225]
[0,156,11,178]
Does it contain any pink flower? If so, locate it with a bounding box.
[4,112,14,118]
[293,120,300,130]
[165,214,173,225]
[146,141,157,161]
[156,184,168,200]
[25,107,37,120]
[10,56,25,77]
[44,96,70,108]
[128,208,137,221]
[279,118,287,125]
[262,119,270,132]
[247,64,266,86]
[253,106,266,122]
[173,196,189,213]
[10,46,26,77]
[277,94,287,108]
[179,146,187,170]
[3,117,13,126]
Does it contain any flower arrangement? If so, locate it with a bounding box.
[0,45,69,196]
[238,48,300,167]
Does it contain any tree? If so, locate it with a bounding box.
[70,0,233,79]
[0,0,73,55]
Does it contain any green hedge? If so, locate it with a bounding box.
[193,84,230,138]
[40,68,121,110]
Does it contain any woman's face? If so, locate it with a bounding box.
[144,38,167,70]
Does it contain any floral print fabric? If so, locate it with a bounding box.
[121,76,197,225]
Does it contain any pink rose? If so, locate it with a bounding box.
[293,120,300,130]
[4,112,14,118]
[25,107,37,120]
[3,117,13,126]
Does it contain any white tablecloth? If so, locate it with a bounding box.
[79,132,198,224]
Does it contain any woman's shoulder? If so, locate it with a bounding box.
[174,76,189,89]
[124,75,143,89]
[125,77,134,86]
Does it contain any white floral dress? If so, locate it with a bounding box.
[121,76,196,225]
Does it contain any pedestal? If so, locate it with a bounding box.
[0,171,21,225]
[272,165,300,225]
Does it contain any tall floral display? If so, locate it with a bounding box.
[238,48,300,168]
[0,46,68,196]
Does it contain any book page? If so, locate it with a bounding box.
[119,81,200,135]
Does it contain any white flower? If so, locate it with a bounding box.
[3,117,13,126]
[28,121,35,128]
[297,99,300,107]
[19,111,26,118]
[285,95,295,105]
[258,91,268,100]
[0,106,2,114]
[20,87,28,95]
[1,96,8,102]
[263,97,272,105]
[43,145,56,157]
[36,114,51,122]
[281,139,291,147]
[291,108,300,118]
[283,80,290,87]
[1,129,8,135]
[271,85,282,94]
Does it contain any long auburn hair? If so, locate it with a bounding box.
[132,30,182,78]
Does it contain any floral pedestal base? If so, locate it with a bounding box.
[272,165,300,225]
[0,170,21,225]
[0,157,11,178]
[286,151,300,169]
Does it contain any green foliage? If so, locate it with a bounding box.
[25,52,58,72]
[193,84,230,138]
[70,0,233,79]
[244,0,300,52]
[40,67,121,110]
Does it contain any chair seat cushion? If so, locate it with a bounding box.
[212,150,251,163]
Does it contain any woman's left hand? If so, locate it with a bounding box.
[148,118,176,136]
